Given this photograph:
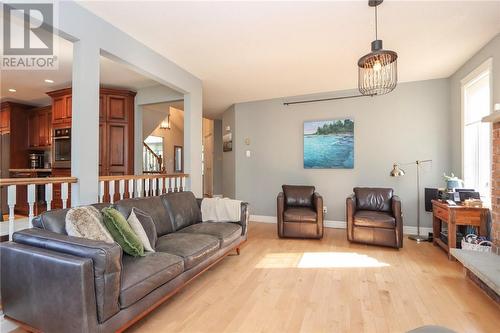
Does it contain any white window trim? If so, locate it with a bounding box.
[460,58,493,180]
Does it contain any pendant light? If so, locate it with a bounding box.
[358,0,398,96]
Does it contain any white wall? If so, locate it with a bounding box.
[55,2,203,202]
[226,79,451,228]
[449,34,500,176]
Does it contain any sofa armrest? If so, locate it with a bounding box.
[392,195,404,248]
[0,242,99,332]
[346,194,357,241]
[12,228,122,323]
[313,192,324,238]
[277,192,285,237]
[239,202,249,236]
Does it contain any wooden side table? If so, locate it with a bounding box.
[431,200,489,260]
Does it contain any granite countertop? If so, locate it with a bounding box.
[9,168,52,173]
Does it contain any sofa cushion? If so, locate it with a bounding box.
[65,206,114,243]
[32,203,110,235]
[177,222,242,247]
[354,210,396,229]
[101,207,144,257]
[155,233,219,270]
[120,252,184,308]
[127,209,155,252]
[114,196,174,237]
[284,207,317,222]
[282,185,315,207]
[354,187,393,212]
[131,208,157,249]
[161,192,202,231]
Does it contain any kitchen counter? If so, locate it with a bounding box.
[9,168,52,173]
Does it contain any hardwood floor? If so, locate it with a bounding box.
[6,222,499,333]
[127,222,499,333]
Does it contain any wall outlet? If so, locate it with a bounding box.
[323,206,327,214]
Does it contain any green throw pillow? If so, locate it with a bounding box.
[101,207,144,257]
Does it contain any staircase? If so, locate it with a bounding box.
[143,143,164,173]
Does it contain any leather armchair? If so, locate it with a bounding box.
[346,187,403,248]
[277,185,323,239]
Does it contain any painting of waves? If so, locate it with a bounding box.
[304,119,354,169]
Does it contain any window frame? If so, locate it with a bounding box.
[460,58,493,200]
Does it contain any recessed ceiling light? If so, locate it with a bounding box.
[44,79,54,83]
[8,88,16,92]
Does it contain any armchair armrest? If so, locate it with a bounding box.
[313,192,324,238]
[277,192,285,237]
[346,194,357,241]
[0,242,99,332]
[392,195,404,247]
[12,228,122,323]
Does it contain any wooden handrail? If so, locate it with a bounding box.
[0,177,78,186]
[99,173,189,182]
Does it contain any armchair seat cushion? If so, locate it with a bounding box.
[155,233,220,270]
[284,207,317,223]
[354,210,395,229]
[120,252,184,308]
[177,222,242,248]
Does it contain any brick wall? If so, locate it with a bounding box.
[492,122,500,253]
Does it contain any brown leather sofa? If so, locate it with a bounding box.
[346,187,403,248]
[0,192,248,333]
[277,185,323,239]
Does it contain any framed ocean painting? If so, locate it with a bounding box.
[303,119,354,169]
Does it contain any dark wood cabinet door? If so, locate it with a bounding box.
[99,95,106,121]
[29,113,39,147]
[0,107,9,132]
[52,97,66,124]
[47,112,52,146]
[99,122,107,175]
[65,96,72,120]
[107,95,128,122]
[107,123,128,174]
[38,111,48,147]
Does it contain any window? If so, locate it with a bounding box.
[462,59,492,202]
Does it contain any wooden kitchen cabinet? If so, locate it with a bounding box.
[0,105,10,134]
[28,106,52,149]
[48,87,136,176]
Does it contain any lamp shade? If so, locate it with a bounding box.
[358,40,398,96]
[390,163,405,177]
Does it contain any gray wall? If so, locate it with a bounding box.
[213,119,223,195]
[449,34,500,175]
[228,79,451,227]
[222,105,236,198]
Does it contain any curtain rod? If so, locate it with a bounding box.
[283,93,375,106]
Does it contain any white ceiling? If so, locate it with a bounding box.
[1,34,159,106]
[80,0,500,118]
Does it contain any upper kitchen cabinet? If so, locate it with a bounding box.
[47,88,72,126]
[28,106,52,149]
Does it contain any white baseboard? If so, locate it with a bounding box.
[250,215,433,235]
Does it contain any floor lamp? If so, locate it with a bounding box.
[390,159,432,242]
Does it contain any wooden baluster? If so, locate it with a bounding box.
[108,180,115,204]
[7,185,16,241]
[61,183,69,209]
[45,183,53,211]
[152,178,157,196]
[98,181,104,203]
[27,184,36,228]
[158,177,164,195]
[168,177,172,193]
[144,178,150,197]
[128,179,134,199]
[119,179,125,201]
[136,178,143,198]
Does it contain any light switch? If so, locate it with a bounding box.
[245,150,251,158]
[245,138,251,145]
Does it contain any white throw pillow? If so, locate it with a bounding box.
[127,209,155,252]
[65,206,114,243]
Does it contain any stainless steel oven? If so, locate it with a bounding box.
[53,128,71,168]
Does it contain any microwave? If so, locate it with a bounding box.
[53,128,71,168]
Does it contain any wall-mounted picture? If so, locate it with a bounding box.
[223,132,232,152]
[304,118,354,169]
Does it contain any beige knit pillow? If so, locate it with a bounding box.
[127,209,155,252]
[66,206,114,243]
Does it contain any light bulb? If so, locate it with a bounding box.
[373,61,382,72]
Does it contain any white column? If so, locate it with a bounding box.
[134,104,143,175]
[71,40,100,206]
[184,91,203,196]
